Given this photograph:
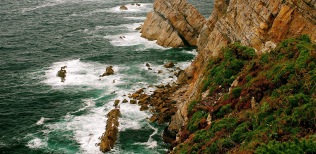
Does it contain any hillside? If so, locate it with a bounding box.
[172,35,316,153]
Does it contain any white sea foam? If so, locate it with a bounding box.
[27,138,48,149]
[124,17,147,20]
[104,32,163,49]
[45,103,107,154]
[36,117,53,125]
[22,0,110,13]
[118,103,150,131]
[106,3,152,13]
[42,59,124,90]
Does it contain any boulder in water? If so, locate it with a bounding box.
[164,62,174,68]
[57,66,67,82]
[120,5,128,10]
[100,66,114,77]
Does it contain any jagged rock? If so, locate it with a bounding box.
[141,0,206,47]
[99,109,120,152]
[101,66,114,77]
[57,66,67,82]
[135,25,142,31]
[130,99,137,104]
[145,63,150,67]
[140,104,149,111]
[136,88,144,94]
[131,93,139,99]
[157,70,163,74]
[114,100,120,108]
[164,62,174,68]
[122,99,128,103]
[119,5,128,10]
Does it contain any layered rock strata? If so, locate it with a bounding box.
[141,0,206,47]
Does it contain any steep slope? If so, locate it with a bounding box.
[140,0,316,153]
[169,0,316,137]
[172,35,316,153]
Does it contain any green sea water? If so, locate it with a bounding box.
[0,0,213,153]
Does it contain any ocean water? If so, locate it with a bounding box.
[0,0,213,153]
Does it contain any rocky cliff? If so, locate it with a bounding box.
[165,0,316,136]
[140,0,206,47]
[142,0,316,151]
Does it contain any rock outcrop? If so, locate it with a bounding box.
[141,0,316,147]
[100,66,114,77]
[57,66,67,82]
[140,0,206,47]
[99,108,120,153]
[167,0,316,137]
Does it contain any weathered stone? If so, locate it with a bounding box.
[145,63,150,67]
[141,0,206,47]
[135,25,142,31]
[101,66,114,76]
[130,99,137,104]
[99,109,120,153]
[140,104,149,111]
[136,88,144,94]
[164,62,174,68]
[120,5,128,10]
[122,99,128,103]
[57,66,67,82]
[131,93,139,99]
[114,100,120,108]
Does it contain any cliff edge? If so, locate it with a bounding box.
[141,0,316,153]
[140,0,206,47]
[170,0,316,136]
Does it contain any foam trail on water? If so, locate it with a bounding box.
[44,101,108,154]
[42,59,124,90]
[106,3,152,13]
[27,137,48,149]
[36,117,53,125]
[124,17,147,20]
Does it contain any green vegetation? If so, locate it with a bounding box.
[202,43,256,92]
[173,35,316,154]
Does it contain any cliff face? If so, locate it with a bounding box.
[140,0,206,47]
[142,0,316,147]
[186,0,316,121]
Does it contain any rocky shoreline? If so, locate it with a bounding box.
[97,0,316,152]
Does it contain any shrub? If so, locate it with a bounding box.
[255,139,316,154]
[215,104,232,118]
[232,87,242,98]
[232,122,251,143]
[187,111,208,133]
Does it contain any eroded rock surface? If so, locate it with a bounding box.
[141,0,206,47]
[99,108,120,153]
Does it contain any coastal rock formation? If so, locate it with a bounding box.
[100,66,114,77]
[140,0,206,47]
[168,0,316,137]
[120,5,128,10]
[99,108,120,152]
[141,0,316,148]
[57,66,67,82]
